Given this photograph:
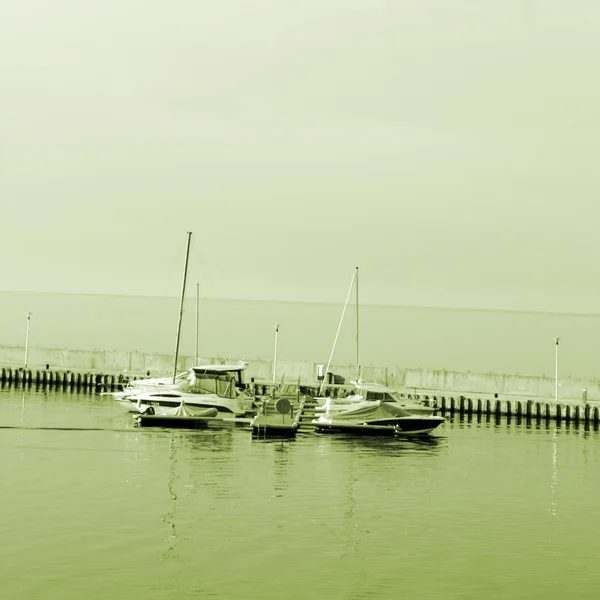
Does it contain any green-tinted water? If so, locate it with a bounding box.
[1,387,599,599]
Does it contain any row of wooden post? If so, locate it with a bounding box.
[0,367,132,390]
[406,393,600,425]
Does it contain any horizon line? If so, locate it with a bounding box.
[0,287,599,319]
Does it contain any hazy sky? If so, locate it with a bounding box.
[2,1,600,312]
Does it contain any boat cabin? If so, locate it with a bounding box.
[181,369,244,399]
[346,383,402,403]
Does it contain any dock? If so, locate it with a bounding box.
[0,367,145,391]
[251,396,306,438]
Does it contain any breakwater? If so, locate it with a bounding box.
[397,390,600,426]
[0,367,126,391]
[1,343,600,400]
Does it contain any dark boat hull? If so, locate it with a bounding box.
[134,415,217,429]
[252,424,298,438]
[313,416,445,436]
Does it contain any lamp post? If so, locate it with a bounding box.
[272,324,280,386]
[553,337,560,403]
[24,312,33,369]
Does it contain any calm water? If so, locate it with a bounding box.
[2,386,600,599]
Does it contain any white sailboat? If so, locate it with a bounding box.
[113,232,194,407]
[114,258,203,405]
[315,381,437,417]
[130,363,255,417]
[312,267,445,436]
[120,233,255,420]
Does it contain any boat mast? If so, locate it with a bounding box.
[173,231,192,384]
[194,281,200,366]
[319,268,357,396]
[273,324,280,386]
[355,266,359,381]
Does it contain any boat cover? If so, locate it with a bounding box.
[328,401,414,422]
[144,403,219,418]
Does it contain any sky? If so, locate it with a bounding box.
[2,1,600,312]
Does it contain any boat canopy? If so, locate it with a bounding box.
[348,381,403,402]
[180,372,240,399]
[191,364,245,387]
[331,401,414,422]
[192,364,245,374]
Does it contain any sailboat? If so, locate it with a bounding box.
[114,269,206,405]
[311,267,445,436]
[113,232,195,407]
[115,280,224,407]
[122,233,256,421]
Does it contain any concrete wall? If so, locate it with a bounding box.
[400,368,600,401]
[2,344,599,401]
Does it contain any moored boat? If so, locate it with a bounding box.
[129,364,256,417]
[315,380,436,416]
[133,403,220,428]
[251,382,305,437]
[312,400,445,436]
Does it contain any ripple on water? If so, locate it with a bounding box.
[2,389,600,599]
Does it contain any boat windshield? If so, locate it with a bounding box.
[359,390,403,402]
[180,374,238,399]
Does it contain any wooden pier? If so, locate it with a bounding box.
[395,389,600,426]
[0,367,139,391]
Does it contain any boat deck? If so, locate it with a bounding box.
[251,396,306,438]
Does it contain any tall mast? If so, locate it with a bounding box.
[355,266,359,381]
[319,268,357,396]
[273,324,280,386]
[173,231,192,384]
[194,282,200,366]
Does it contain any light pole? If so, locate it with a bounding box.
[24,312,33,369]
[553,337,560,403]
[272,324,280,386]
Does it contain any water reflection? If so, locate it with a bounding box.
[272,440,292,496]
[19,389,26,459]
[184,427,236,453]
[454,411,600,436]
[162,433,181,561]
[550,427,558,519]
[315,432,445,457]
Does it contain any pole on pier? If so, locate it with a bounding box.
[272,324,280,386]
[24,312,33,369]
[553,337,560,403]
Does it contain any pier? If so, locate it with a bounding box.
[0,367,131,391]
